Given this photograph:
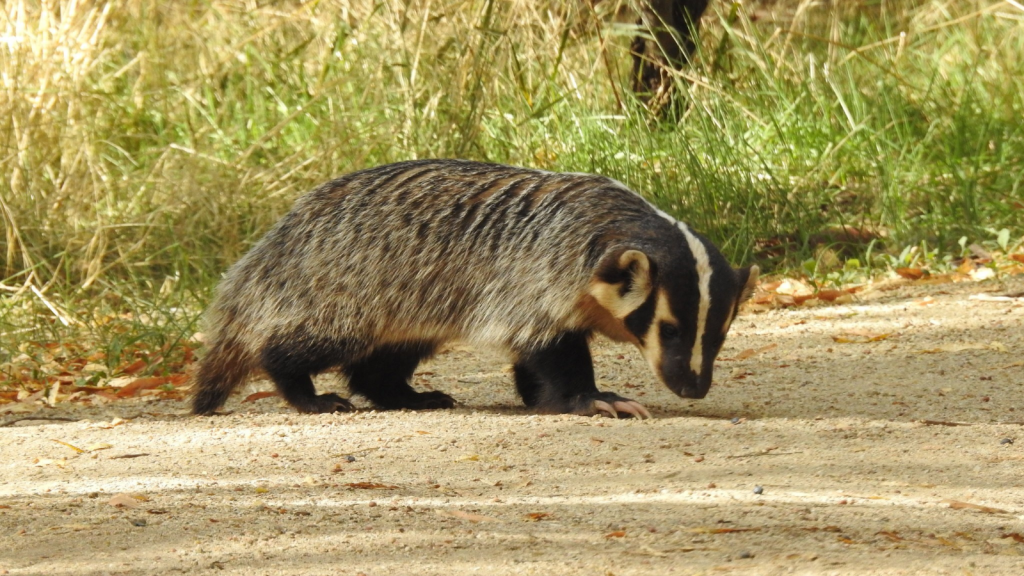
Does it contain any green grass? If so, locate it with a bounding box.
[1,0,1023,369]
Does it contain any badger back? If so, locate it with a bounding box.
[209,160,661,350]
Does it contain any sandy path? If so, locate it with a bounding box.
[2,275,1023,575]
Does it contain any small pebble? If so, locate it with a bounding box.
[346,455,357,462]
[738,551,754,559]
[129,518,147,527]
[753,486,764,495]
[1000,438,1014,445]
[731,417,741,425]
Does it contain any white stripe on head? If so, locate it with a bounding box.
[676,222,713,376]
[608,178,714,374]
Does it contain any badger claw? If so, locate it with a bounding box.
[577,397,651,419]
[612,400,651,419]
[592,400,619,418]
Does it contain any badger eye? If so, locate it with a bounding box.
[659,323,680,340]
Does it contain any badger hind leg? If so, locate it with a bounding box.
[344,342,453,410]
[261,334,355,414]
[192,338,255,415]
[513,332,651,419]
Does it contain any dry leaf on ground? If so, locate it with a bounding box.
[833,331,892,343]
[943,500,1008,514]
[108,493,147,508]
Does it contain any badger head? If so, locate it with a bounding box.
[589,241,758,400]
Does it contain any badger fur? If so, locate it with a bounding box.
[192,159,758,417]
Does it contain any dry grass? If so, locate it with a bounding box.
[1,0,1022,364]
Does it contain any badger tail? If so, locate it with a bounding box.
[191,336,254,415]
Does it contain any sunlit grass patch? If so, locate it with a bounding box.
[1,0,1022,382]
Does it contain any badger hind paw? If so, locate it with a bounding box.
[295,393,355,414]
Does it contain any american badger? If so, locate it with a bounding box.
[192,160,758,418]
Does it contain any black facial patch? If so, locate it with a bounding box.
[699,258,744,365]
[624,291,658,345]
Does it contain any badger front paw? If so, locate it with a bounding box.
[566,392,652,419]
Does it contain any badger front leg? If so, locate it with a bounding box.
[513,332,651,419]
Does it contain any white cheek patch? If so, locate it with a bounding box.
[642,290,675,370]
[676,223,713,376]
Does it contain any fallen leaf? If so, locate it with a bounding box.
[243,391,278,403]
[774,294,797,307]
[117,359,149,376]
[108,493,147,508]
[115,375,183,398]
[943,500,1008,514]
[438,509,501,523]
[833,331,891,343]
[51,439,84,454]
[777,279,814,295]
[45,382,60,407]
[1011,254,1024,264]
[896,267,925,280]
[813,290,842,301]
[969,267,996,281]
[833,293,855,304]
[605,530,627,538]
[877,530,903,541]
[525,512,551,522]
[733,343,778,360]
[85,442,113,452]
[32,458,66,467]
[685,527,761,534]
[730,368,753,379]
[345,482,398,490]
[64,386,119,399]
[1002,533,1024,544]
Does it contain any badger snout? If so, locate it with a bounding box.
[663,367,713,400]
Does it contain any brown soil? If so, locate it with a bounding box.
[2,275,1023,575]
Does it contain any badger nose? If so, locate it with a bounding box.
[678,370,712,399]
[680,386,709,399]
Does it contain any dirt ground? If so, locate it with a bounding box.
[2,275,1023,575]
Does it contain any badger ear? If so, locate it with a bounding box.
[737,264,760,303]
[590,249,654,319]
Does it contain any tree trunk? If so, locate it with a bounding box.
[630,0,710,115]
